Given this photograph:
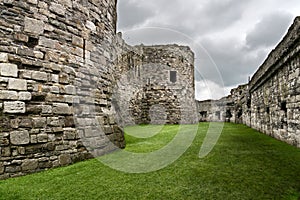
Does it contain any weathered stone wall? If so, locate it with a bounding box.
[249,16,300,147]
[196,97,235,122]
[0,0,125,179]
[114,40,198,126]
[196,16,300,148]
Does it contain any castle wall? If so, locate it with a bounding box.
[196,97,235,123]
[0,0,125,179]
[114,42,198,126]
[196,16,300,148]
[249,17,300,147]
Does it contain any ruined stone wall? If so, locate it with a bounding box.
[114,41,198,126]
[0,0,125,179]
[249,16,300,147]
[196,97,235,122]
[230,84,250,124]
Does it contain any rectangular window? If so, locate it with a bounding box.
[170,71,177,83]
[280,101,287,112]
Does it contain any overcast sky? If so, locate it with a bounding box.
[117,0,300,100]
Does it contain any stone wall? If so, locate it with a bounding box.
[249,16,300,146]
[0,0,197,179]
[196,98,234,122]
[196,16,300,148]
[0,0,125,179]
[113,40,198,126]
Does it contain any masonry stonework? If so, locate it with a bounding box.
[0,0,197,179]
[114,39,197,126]
[0,0,126,179]
[197,16,300,148]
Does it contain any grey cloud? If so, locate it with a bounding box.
[198,0,251,33]
[246,12,293,49]
[117,0,155,30]
[143,0,252,37]
[196,37,268,87]
[119,0,251,38]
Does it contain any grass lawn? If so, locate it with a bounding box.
[0,123,300,199]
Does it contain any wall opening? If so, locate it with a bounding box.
[215,111,221,120]
[26,37,39,48]
[226,109,232,122]
[170,71,177,83]
[280,101,287,112]
[266,107,270,114]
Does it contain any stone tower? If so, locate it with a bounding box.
[0,0,125,179]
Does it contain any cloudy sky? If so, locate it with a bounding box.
[117,0,300,100]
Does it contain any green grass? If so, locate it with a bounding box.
[0,123,300,199]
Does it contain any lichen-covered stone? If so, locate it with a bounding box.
[58,154,71,166]
[21,159,38,171]
[10,130,30,145]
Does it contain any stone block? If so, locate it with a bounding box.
[32,117,46,128]
[38,36,58,49]
[4,101,26,113]
[53,103,70,114]
[24,17,44,35]
[51,74,59,83]
[32,71,48,81]
[33,51,44,59]
[0,53,8,62]
[49,3,66,16]
[14,33,29,42]
[5,166,21,173]
[37,134,48,143]
[10,130,30,145]
[21,159,38,171]
[19,118,33,128]
[1,147,11,157]
[42,105,53,114]
[0,90,18,100]
[63,128,77,140]
[50,86,59,94]
[18,92,32,101]
[65,85,76,94]
[64,116,75,127]
[84,127,100,138]
[0,63,18,77]
[58,154,71,166]
[8,78,27,91]
[30,135,37,143]
[47,117,62,127]
[0,163,4,174]
[86,21,96,32]
[72,35,84,48]
[27,0,38,5]
[59,73,70,84]
[60,0,72,8]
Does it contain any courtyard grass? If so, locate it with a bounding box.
[0,123,300,199]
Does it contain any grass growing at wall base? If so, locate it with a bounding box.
[0,123,300,199]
